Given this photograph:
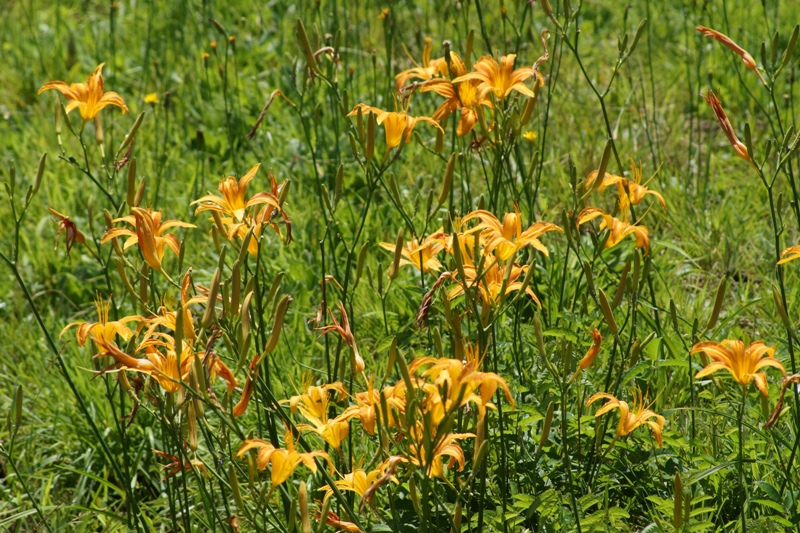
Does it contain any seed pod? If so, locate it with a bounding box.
[126,158,137,207]
[201,267,221,328]
[32,153,46,196]
[598,288,618,335]
[387,229,404,281]
[705,276,727,331]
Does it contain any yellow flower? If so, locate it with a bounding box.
[236,432,332,487]
[586,391,665,447]
[102,207,195,272]
[47,207,86,257]
[569,328,602,383]
[297,412,352,449]
[347,104,443,150]
[379,233,446,273]
[421,53,493,136]
[463,208,561,262]
[192,163,282,223]
[287,381,348,422]
[144,271,207,343]
[577,207,650,255]
[319,467,389,498]
[447,259,539,308]
[407,428,474,478]
[452,54,537,99]
[696,26,758,72]
[703,90,751,163]
[409,355,514,422]
[97,336,192,393]
[39,63,129,121]
[60,295,142,348]
[395,37,449,89]
[779,245,800,265]
[691,340,785,397]
[523,131,538,142]
[144,93,158,104]
[585,159,666,212]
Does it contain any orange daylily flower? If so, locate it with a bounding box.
[395,37,451,89]
[61,295,142,348]
[236,432,332,487]
[703,90,751,163]
[586,391,665,447]
[569,328,602,383]
[96,336,193,394]
[577,207,650,254]
[379,233,446,273]
[47,207,86,257]
[691,340,785,397]
[102,207,195,272]
[463,208,562,262]
[447,259,539,308]
[421,53,493,136]
[153,449,205,479]
[452,54,539,99]
[407,428,474,478]
[585,160,666,212]
[347,104,443,150]
[779,245,800,265]
[144,271,207,343]
[39,63,129,121]
[316,303,365,373]
[192,163,283,223]
[696,26,759,73]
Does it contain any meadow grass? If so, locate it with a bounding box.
[2,0,800,531]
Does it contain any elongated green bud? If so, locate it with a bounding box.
[582,261,595,295]
[299,482,311,533]
[263,295,291,356]
[94,116,104,145]
[118,112,145,154]
[387,228,404,281]
[355,241,369,286]
[533,314,547,360]
[673,472,683,529]
[705,276,726,331]
[592,140,613,192]
[201,268,221,328]
[612,260,631,309]
[366,112,376,163]
[296,19,318,71]
[537,401,554,451]
[126,157,137,207]
[598,288,618,335]
[228,464,244,510]
[774,285,792,332]
[434,127,444,153]
[12,385,23,433]
[435,152,456,212]
[116,258,136,297]
[32,153,46,196]
[334,164,344,206]
[134,177,146,207]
